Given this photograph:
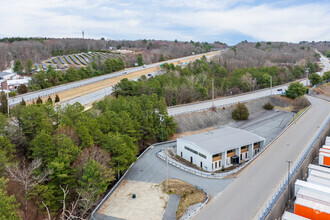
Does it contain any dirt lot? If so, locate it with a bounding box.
[312,82,330,98]
[98,180,169,220]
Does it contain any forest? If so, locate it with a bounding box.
[113,56,318,106]
[0,93,176,219]
[0,38,226,71]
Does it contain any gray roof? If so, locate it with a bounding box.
[178,127,265,155]
[0,72,13,77]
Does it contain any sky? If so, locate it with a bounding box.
[0,0,329,45]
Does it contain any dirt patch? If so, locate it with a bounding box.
[98,180,169,220]
[161,179,207,220]
[313,82,330,97]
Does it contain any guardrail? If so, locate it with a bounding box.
[257,114,330,220]
[183,185,209,220]
[158,103,312,179]
[90,140,176,220]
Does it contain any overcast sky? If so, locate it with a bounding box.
[1,0,329,45]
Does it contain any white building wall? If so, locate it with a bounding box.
[177,140,212,171]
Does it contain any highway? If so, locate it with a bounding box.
[8,51,222,106]
[193,96,330,220]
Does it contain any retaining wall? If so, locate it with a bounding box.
[264,119,330,220]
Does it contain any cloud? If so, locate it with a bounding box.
[0,0,329,44]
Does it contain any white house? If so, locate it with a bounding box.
[176,127,265,172]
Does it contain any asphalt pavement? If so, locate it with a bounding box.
[193,96,330,220]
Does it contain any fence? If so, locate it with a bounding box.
[257,115,330,220]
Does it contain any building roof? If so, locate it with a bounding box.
[7,78,30,85]
[178,127,265,155]
[0,72,14,77]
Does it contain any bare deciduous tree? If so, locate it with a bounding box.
[6,158,52,218]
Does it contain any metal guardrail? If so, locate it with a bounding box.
[257,114,330,220]
[183,186,209,220]
[90,140,176,220]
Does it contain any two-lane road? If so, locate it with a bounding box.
[193,96,330,220]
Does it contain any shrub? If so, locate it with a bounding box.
[293,96,310,111]
[8,91,16,97]
[263,102,274,110]
[285,82,307,99]
[323,71,330,81]
[36,96,43,104]
[308,73,323,86]
[17,84,28,94]
[232,103,249,120]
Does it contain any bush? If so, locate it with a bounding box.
[293,96,310,112]
[285,82,307,99]
[8,91,16,97]
[308,73,323,86]
[263,102,274,110]
[17,84,28,94]
[323,71,330,81]
[232,103,249,120]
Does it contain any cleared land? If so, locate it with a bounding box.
[98,180,169,220]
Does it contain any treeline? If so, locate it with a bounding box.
[0,93,176,218]
[114,58,314,106]
[28,58,124,91]
[0,38,226,71]
[0,37,48,43]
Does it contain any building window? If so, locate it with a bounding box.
[212,153,222,158]
[215,162,217,169]
[198,152,206,159]
[181,152,182,157]
[227,149,234,154]
[184,146,206,159]
[218,161,221,168]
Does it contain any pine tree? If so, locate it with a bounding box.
[55,94,60,103]
[20,98,26,106]
[47,96,53,104]
[36,96,43,104]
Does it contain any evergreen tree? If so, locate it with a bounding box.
[20,99,26,106]
[137,54,143,66]
[0,178,20,219]
[55,94,60,103]
[0,92,8,115]
[232,103,249,120]
[25,59,33,74]
[13,60,23,74]
[47,96,53,104]
[36,96,43,104]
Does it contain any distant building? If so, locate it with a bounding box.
[1,77,30,91]
[0,72,16,80]
[176,127,265,172]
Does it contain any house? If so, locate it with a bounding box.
[176,127,265,172]
[0,71,16,80]
[1,77,30,91]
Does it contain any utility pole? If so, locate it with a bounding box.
[82,31,84,39]
[212,78,215,108]
[286,160,292,205]
[6,81,9,117]
[270,76,272,95]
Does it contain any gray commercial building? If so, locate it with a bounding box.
[177,127,265,172]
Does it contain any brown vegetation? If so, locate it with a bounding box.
[161,179,206,219]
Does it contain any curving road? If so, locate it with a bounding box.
[193,96,330,220]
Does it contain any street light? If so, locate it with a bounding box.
[305,68,310,86]
[286,160,292,205]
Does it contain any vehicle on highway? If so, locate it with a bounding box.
[147,73,152,77]
[143,64,147,68]
[277,88,283,91]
